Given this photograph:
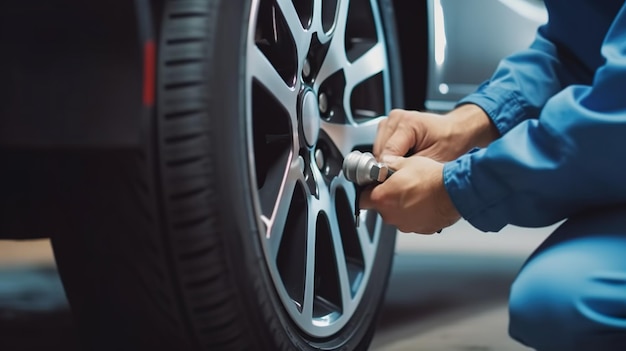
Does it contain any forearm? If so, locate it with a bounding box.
[444,104,500,150]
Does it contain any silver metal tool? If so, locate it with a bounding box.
[342,151,441,233]
[342,151,394,227]
[342,150,394,186]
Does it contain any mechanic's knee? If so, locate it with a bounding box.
[508,251,576,350]
[509,235,626,351]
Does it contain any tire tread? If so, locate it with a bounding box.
[157,1,252,349]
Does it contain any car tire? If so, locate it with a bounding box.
[52,0,403,350]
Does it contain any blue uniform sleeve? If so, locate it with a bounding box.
[458,0,616,135]
[444,3,626,232]
[457,26,586,136]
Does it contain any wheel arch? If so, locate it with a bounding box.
[391,0,429,111]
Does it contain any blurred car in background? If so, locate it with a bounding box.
[425,0,546,111]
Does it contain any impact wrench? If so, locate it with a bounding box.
[343,151,442,233]
[342,151,394,226]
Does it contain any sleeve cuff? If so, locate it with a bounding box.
[457,82,531,136]
[443,153,509,232]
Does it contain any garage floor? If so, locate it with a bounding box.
[371,221,552,350]
[0,221,552,350]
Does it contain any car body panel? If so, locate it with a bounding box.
[426,0,547,111]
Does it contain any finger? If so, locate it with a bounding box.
[379,127,416,159]
[417,228,441,235]
[359,187,374,209]
[373,110,402,157]
[381,155,405,171]
[373,118,392,158]
[396,222,438,235]
[360,182,392,210]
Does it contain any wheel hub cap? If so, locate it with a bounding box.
[300,90,321,147]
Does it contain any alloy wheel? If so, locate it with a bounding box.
[246,0,393,338]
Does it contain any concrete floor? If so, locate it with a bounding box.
[0,241,76,351]
[0,221,553,350]
[371,220,554,350]
[374,304,532,351]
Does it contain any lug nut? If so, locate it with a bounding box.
[302,59,312,79]
[318,93,329,114]
[315,149,325,171]
[298,156,306,174]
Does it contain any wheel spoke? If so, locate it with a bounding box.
[338,177,377,265]
[265,164,302,260]
[356,211,378,265]
[328,211,354,307]
[316,43,346,89]
[310,0,324,36]
[314,0,351,85]
[301,204,318,321]
[276,0,311,61]
[344,42,386,99]
[333,0,350,42]
[320,117,383,157]
[249,47,298,118]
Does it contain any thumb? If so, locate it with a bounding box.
[381,155,405,171]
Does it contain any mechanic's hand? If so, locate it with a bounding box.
[374,104,499,162]
[360,155,461,234]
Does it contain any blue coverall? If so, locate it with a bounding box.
[443,1,626,349]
